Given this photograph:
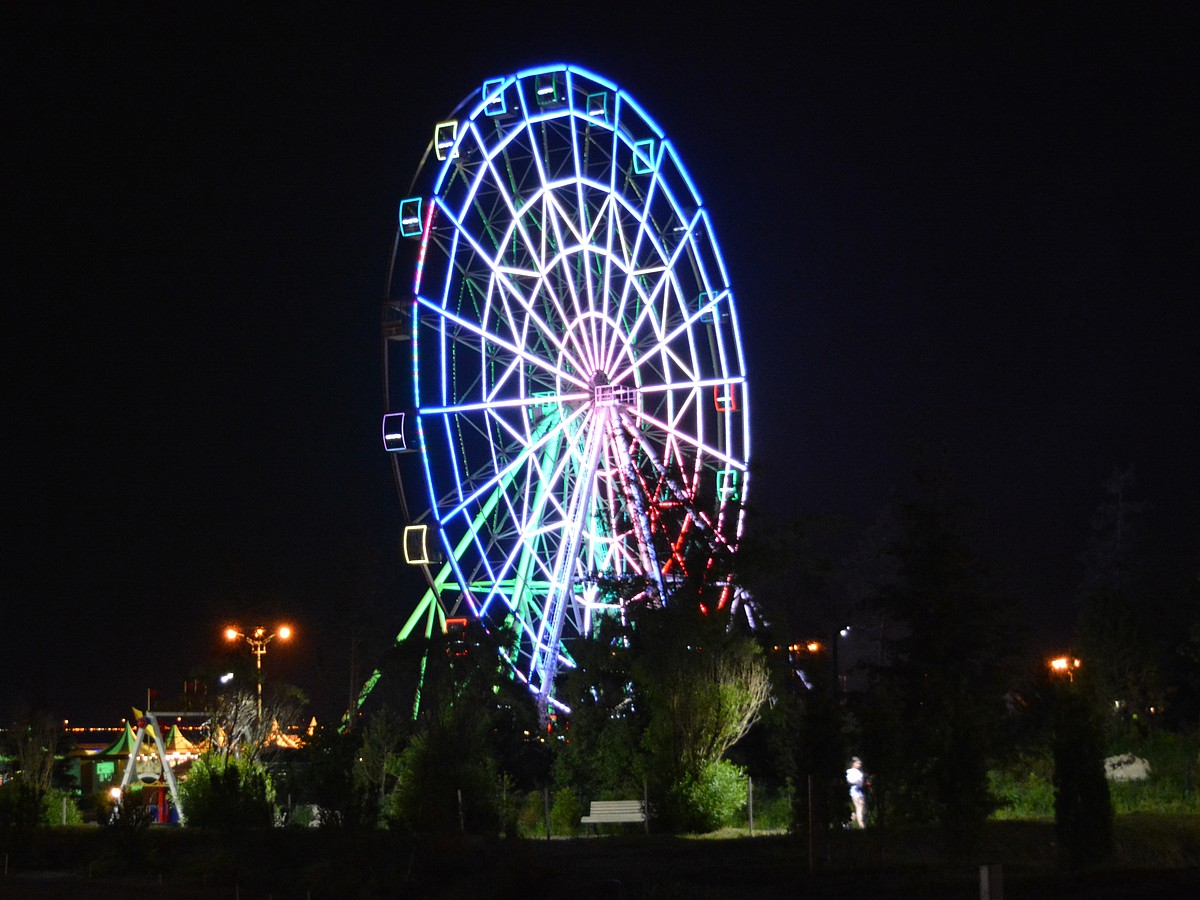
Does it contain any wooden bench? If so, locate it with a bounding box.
[580,799,648,833]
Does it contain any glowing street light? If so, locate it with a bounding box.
[1049,655,1082,682]
[224,624,292,720]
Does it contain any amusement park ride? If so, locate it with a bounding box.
[357,64,753,723]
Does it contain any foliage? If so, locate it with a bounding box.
[858,459,1015,852]
[352,706,407,827]
[1052,675,1114,869]
[384,619,542,835]
[549,786,583,836]
[1104,729,1200,815]
[208,685,308,764]
[6,710,61,793]
[179,751,275,829]
[553,614,648,802]
[552,604,769,834]
[656,759,748,834]
[0,709,76,829]
[748,781,793,831]
[0,781,45,829]
[516,789,548,837]
[764,642,846,843]
[40,788,83,826]
[1074,467,1166,728]
[297,726,376,829]
[988,758,1056,820]
[633,605,770,779]
[388,725,499,834]
[510,786,583,837]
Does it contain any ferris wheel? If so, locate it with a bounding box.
[370,63,751,716]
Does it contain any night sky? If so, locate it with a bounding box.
[6,4,1197,725]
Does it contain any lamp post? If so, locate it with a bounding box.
[224,625,292,720]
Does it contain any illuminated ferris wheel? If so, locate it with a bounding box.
[372,63,751,716]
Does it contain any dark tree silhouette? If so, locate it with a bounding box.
[859,459,1016,853]
[1052,670,1114,869]
[1075,466,1165,730]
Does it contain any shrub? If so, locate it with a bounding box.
[516,790,548,838]
[656,760,747,834]
[179,752,275,829]
[549,787,582,836]
[41,788,83,826]
[988,756,1056,820]
[388,729,499,835]
[0,781,45,828]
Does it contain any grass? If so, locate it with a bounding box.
[2,816,1200,898]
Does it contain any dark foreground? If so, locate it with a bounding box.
[3,817,1200,899]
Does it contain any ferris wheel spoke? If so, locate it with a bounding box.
[530,408,608,694]
[418,294,590,392]
[609,290,727,387]
[542,191,601,368]
[439,196,591,378]
[500,191,594,368]
[417,380,585,417]
[615,409,737,554]
[635,375,745,397]
[435,402,589,524]
[605,416,666,603]
[623,403,745,471]
[599,206,707,374]
[599,191,665,362]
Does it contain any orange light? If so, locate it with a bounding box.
[278,625,292,640]
[224,627,239,641]
[806,641,821,653]
[1049,656,1081,674]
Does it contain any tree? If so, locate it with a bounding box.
[385,619,543,835]
[551,603,770,833]
[1051,669,1114,869]
[860,459,1014,852]
[0,709,64,828]
[208,684,307,764]
[634,606,770,778]
[632,605,770,832]
[1075,467,1165,728]
[554,614,649,805]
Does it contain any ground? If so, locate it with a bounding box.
[3,818,1200,898]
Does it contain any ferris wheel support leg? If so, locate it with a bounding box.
[353,466,529,723]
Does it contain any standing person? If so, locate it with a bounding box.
[846,756,866,828]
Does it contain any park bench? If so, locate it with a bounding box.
[580,799,648,833]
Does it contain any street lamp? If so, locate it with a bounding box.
[224,624,292,720]
[1049,655,1081,682]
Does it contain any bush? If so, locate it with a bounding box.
[516,790,548,838]
[549,787,583,836]
[41,788,83,826]
[387,729,499,835]
[0,781,45,828]
[656,760,747,834]
[988,755,1056,820]
[179,752,275,829]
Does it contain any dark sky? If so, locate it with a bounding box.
[5,4,1198,725]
